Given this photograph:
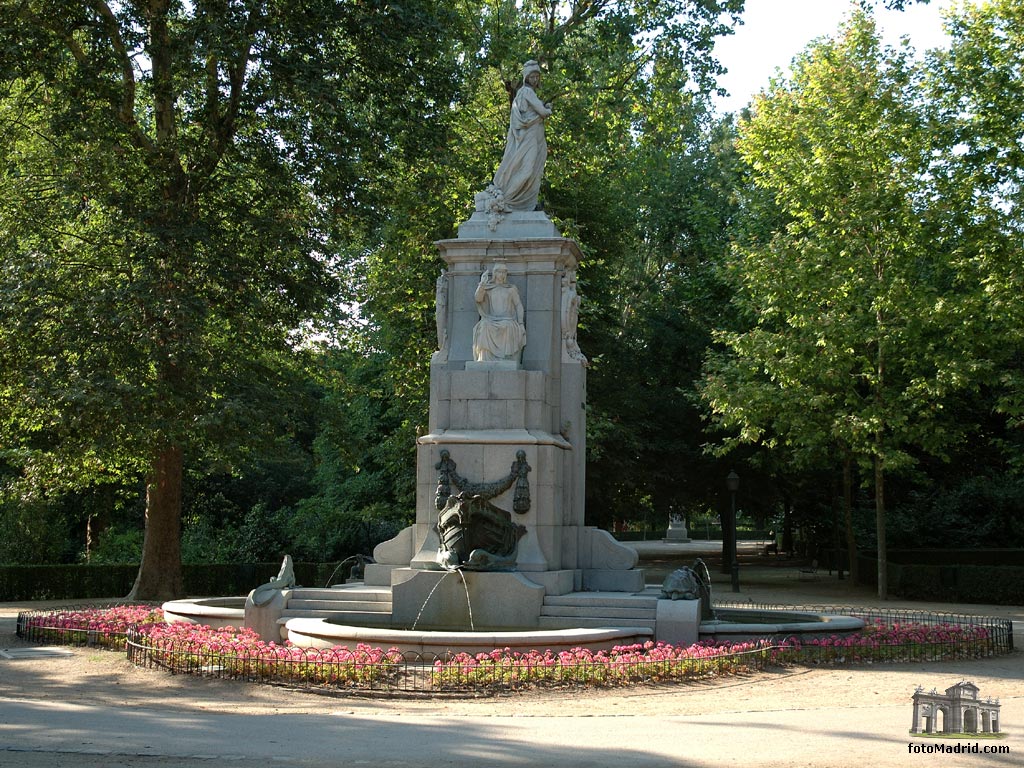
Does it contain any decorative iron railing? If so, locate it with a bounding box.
[15,603,162,649]
[121,629,781,693]
[712,600,1014,659]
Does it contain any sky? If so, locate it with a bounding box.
[712,0,957,114]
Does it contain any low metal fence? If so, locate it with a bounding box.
[713,600,1015,658]
[123,628,779,693]
[15,603,161,650]
[17,602,1015,695]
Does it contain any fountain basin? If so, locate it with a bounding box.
[699,608,864,643]
[286,618,654,656]
[162,597,246,629]
[162,592,865,653]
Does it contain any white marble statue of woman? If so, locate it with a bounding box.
[490,60,552,212]
[473,263,526,362]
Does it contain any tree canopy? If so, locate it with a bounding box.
[0,0,462,598]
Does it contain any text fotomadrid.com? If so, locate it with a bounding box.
[908,742,1010,755]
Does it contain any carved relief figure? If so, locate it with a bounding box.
[435,269,449,351]
[473,262,526,362]
[560,270,588,366]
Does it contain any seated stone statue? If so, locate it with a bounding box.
[472,263,525,362]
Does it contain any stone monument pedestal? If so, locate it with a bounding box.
[368,211,644,628]
[664,519,691,543]
[390,569,545,631]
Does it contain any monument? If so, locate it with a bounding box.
[911,682,1001,735]
[366,60,642,628]
[664,512,691,542]
[165,62,865,650]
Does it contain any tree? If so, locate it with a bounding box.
[927,0,1024,440]
[701,8,987,598]
[584,114,742,528]
[0,1,460,599]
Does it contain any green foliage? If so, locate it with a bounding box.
[0,0,464,596]
[0,564,139,600]
[927,0,1024,429]
[890,562,1024,605]
[2,0,1022,572]
[699,7,1021,593]
[708,8,982,465]
[0,498,75,564]
[88,527,145,566]
[0,561,335,601]
[887,475,1024,549]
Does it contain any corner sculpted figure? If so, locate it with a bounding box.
[473,263,525,362]
[435,269,449,351]
[490,60,552,212]
[560,269,588,366]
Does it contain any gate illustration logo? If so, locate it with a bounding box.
[910,681,1001,735]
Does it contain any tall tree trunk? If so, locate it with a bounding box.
[843,451,859,582]
[128,444,184,601]
[720,495,732,575]
[781,493,794,556]
[874,452,887,600]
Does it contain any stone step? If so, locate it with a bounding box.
[540,605,655,620]
[288,587,392,603]
[287,598,392,613]
[279,609,395,626]
[542,593,658,610]
[537,616,656,631]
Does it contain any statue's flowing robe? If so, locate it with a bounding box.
[491,84,550,211]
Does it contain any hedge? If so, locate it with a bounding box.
[0,562,341,602]
[852,552,1024,605]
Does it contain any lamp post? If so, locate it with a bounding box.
[726,470,740,592]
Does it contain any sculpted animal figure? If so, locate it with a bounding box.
[660,566,704,601]
[250,555,295,606]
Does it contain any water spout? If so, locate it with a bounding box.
[693,558,717,622]
[323,554,374,587]
[410,571,451,630]
[453,568,476,632]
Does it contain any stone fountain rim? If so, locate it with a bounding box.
[163,597,246,618]
[699,608,865,635]
[285,617,654,654]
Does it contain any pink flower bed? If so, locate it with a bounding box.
[775,620,993,664]
[22,607,1000,689]
[23,605,164,649]
[138,622,404,685]
[430,638,776,688]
